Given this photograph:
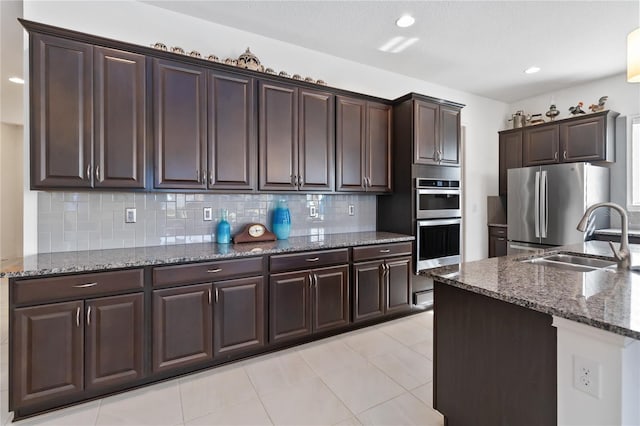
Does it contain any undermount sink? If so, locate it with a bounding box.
[519,252,617,272]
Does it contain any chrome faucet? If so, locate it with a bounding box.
[577,202,630,269]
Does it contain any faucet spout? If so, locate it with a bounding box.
[577,202,630,269]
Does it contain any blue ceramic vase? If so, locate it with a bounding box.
[272,200,291,240]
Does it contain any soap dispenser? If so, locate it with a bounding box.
[216,209,231,244]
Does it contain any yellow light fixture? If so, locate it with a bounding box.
[628,28,640,82]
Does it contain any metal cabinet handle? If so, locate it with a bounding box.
[95,165,100,181]
[563,150,567,160]
[297,175,302,187]
[196,169,200,182]
[379,249,391,253]
[208,289,211,305]
[554,152,558,161]
[362,177,367,188]
[201,170,207,184]
[209,171,214,185]
[73,282,98,288]
[215,288,219,303]
[497,238,505,241]
[291,174,296,186]
[305,257,320,262]
[76,306,81,327]
[207,268,222,273]
[313,273,318,288]
[87,306,92,325]
[86,164,91,180]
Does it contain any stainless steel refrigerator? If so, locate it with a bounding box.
[507,162,610,252]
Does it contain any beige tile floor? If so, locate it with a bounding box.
[0,277,441,425]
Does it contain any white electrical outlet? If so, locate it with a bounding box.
[573,355,601,398]
[309,205,317,217]
[203,207,213,221]
[348,205,355,216]
[125,208,136,223]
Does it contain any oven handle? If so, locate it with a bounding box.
[417,218,461,227]
[417,189,460,196]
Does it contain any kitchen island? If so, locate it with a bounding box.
[426,241,640,426]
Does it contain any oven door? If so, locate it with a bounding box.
[416,218,461,272]
[416,189,461,219]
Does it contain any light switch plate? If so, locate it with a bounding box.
[348,205,355,216]
[125,208,136,223]
[203,207,213,221]
[310,205,317,218]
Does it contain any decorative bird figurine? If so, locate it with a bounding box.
[589,96,608,113]
[569,102,586,115]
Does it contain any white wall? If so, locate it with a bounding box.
[23,0,509,261]
[0,124,24,260]
[509,73,640,227]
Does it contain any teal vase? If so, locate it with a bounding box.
[272,200,291,240]
[216,209,231,244]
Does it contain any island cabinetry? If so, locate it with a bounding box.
[336,96,391,192]
[11,270,144,411]
[151,257,265,372]
[31,34,146,189]
[498,130,522,195]
[488,225,507,258]
[258,81,334,191]
[434,281,556,425]
[269,249,350,343]
[352,242,412,323]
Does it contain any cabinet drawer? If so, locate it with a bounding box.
[13,269,143,305]
[153,256,263,287]
[352,242,413,262]
[270,249,349,273]
[489,226,507,237]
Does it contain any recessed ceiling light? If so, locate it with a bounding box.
[9,77,24,84]
[396,15,415,28]
[524,66,541,74]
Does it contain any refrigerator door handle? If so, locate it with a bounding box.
[534,171,540,238]
[542,170,548,238]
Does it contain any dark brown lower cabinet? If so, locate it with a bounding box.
[152,283,213,373]
[353,256,412,323]
[85,293,144,390]
[434,281,556,425]
[12,293,145,410]
[488,225,508,258]
[270,265,349,344]
[12,301,84,409]
[213,276,265,359]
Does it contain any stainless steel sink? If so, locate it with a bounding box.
[519,252,617,272]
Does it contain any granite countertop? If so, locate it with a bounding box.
[424,241,640,340]
[0,231,414,278]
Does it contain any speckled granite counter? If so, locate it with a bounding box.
[424,241,640,340]
[0,231,413,278]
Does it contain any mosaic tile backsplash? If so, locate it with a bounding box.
[37,192,377,253]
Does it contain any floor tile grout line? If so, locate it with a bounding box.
[177,378,186,426]
[93,398,102,426]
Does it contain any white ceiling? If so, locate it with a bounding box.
[143,0,638,103]
[1,1,638,125]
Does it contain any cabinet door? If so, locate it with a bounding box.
[353,261,385,323]
[560,115,605,162]
[522,125,559,166]
[213,276,265,358]
[269,270,311,343]
[208,72,256,190]
[439,106,461,165]
[94,47,146,189]
[31,34,93,188]
[385,257,412,315]
[299,89,334,191]
[152,283,213,373]
[413,100,438,164]
[336,96,366,191]
[153,59,207,189]
[499,131,523,195]
[85,293,144,391]
[259,81,298,190]
[312,265,349,333]
[366,102,392,192]
[489,234,508,258]
[12,301,84,409]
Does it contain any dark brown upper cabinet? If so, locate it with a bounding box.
[336,96,391,192]
[439,106,461,165]
[259,81,334,191]
[522,125,559,166]
[30,34,146,189]
[31,34,93,188]
[208,72,256,190]
[498,130,523,195]
[153,59,208,189]
[94,47,146,188]
[410,98,461,166]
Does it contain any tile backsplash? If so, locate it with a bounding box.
[37,192,377,253]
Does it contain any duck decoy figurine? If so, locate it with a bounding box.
[569,102,586,115]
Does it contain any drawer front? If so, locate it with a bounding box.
[14,269,144,305]
[270,249,349,273]
[352,242,413,262]
[489,226,507,237]
[153,256,263,287]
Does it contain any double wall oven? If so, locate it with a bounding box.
[415,177,461,272]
